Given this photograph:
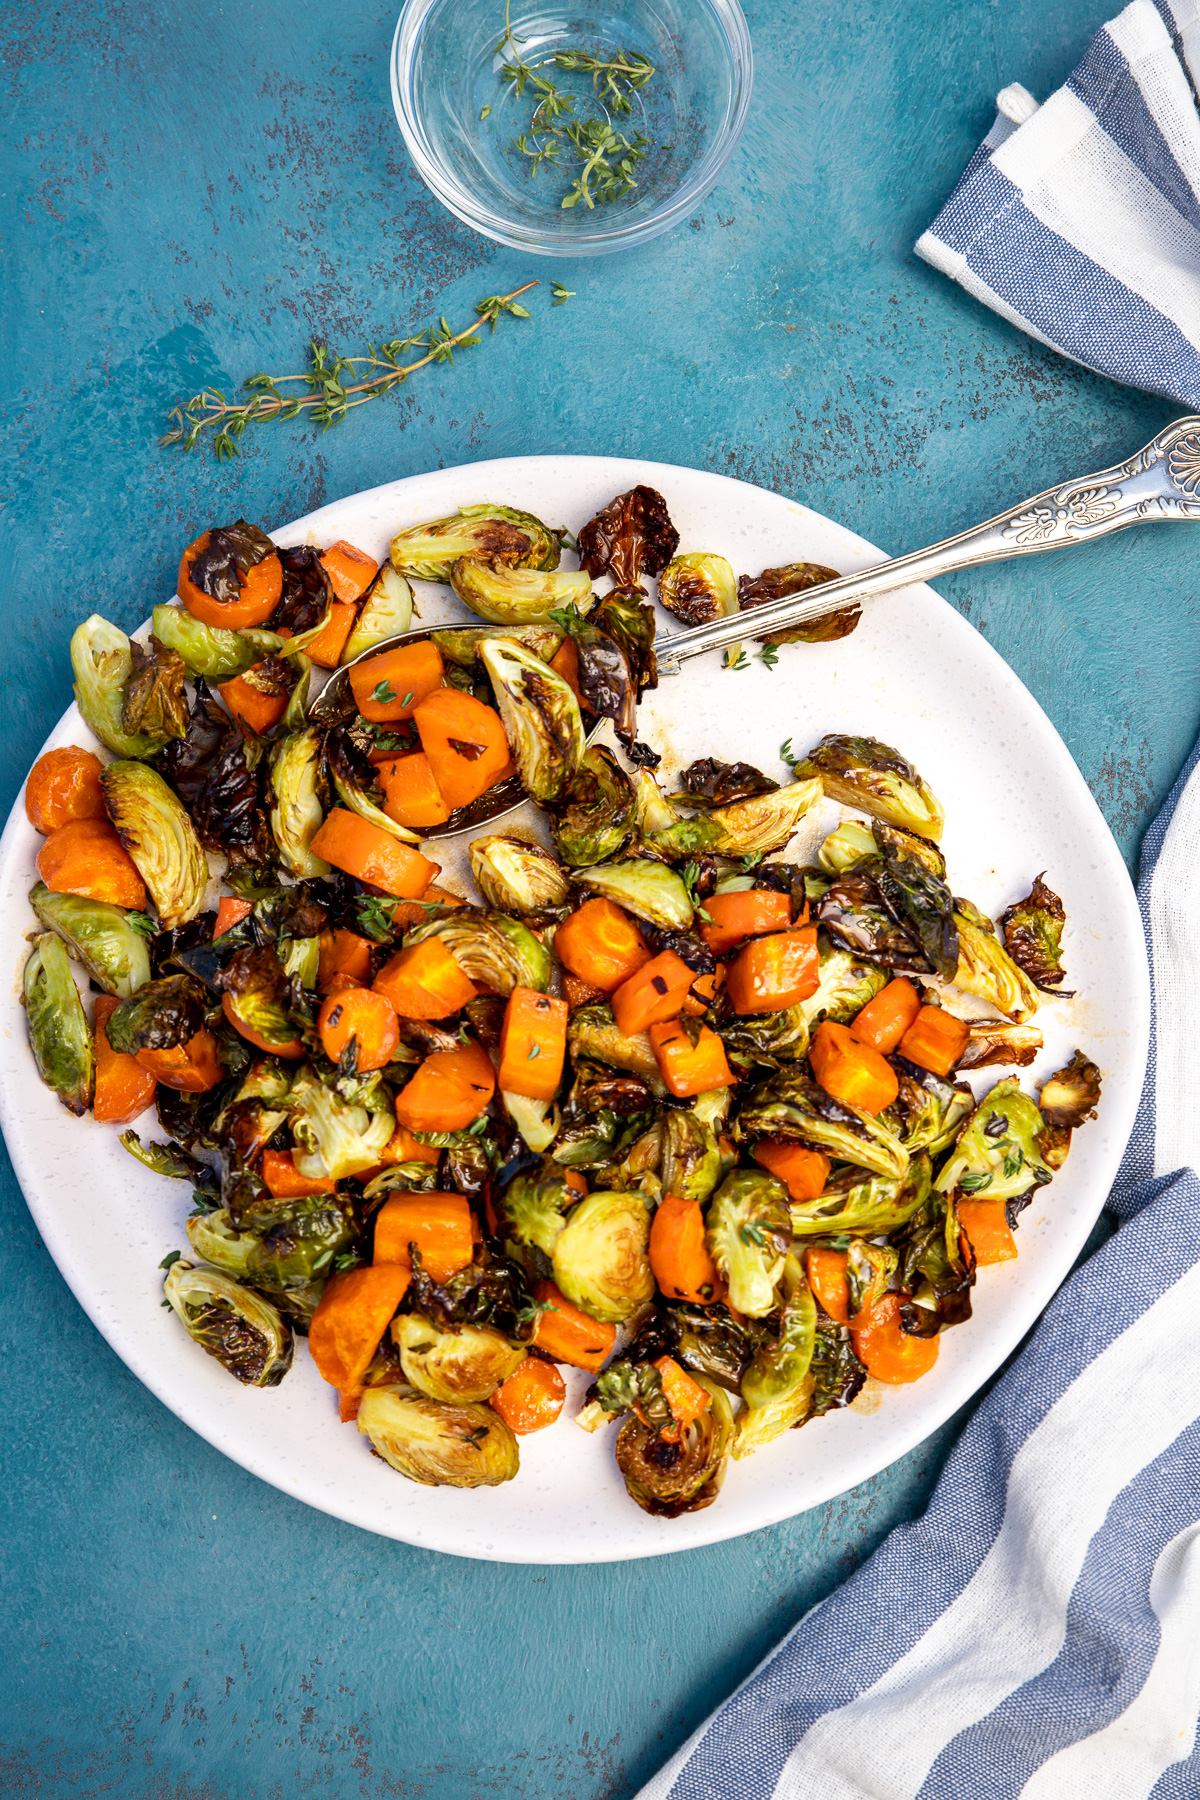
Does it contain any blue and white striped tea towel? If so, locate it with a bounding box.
[637,735,1200,1798]
[916,0,1200,406]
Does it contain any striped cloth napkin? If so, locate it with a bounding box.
[915,0,1200,406]
[635,765,1200,1788]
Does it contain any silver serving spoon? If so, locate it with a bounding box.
[313,414,1200,835]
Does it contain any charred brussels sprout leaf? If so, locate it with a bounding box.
[431,623,564,669]
[577,486,679,587]
[716,1002,810,1073]
[737,1069,909,1180]
[573,859,693,931]
[265,545,333,637]
[356,1387,519,1487]
[809,1315,866,1415]
[70,615,164,759]
[1002,875,1072,993]
[795,734,945,841]
[390,503,561,583]
[106,974,205,1054]
[707,779,824,859]
[120,1130,205,1180]
[409,911,551,996]
[288,1067,394,1180]
[1039,1050,1102,1128]
[658,552,738,627]
[799,942,888,1026]
[873,825,959,980]
[788,1152,931,1237]
[615,1377,733,1517]
[936,1078,1054,1203]
[680,758,779,808]
[480,634,584,804]
[392,1314,526,1403]
[551,1190,654,1323]
[953,910,1041,1022]
[888,1059,975,1157]
[151,605,285,681]
[585,1357,672,1429]
[893,1183,976,1336]
[566,1008,665,1091]
[188,520,276,606]
[451,559,592,625]
[815,871,926,969]
[270,728,330,877]
[29,882,151,998]
[550,745,636,867]
[705,1170,791,1317]
[121,634,190,744]
[631,769,681,837]
[590,588,659,693]
[958,1020,1044,1069]
[555,614,638,748]
[343,565,414,661]
[324,723,420,846]
[163,1259,293,1386]
[469,835,572,913]
[187,1198,354,1291]
[737,562,859,646]
[24,933,92,1115]
[661,1109,723,1206]
[163,680,274,869]
[657,1302,760,1391]
[102,760,209,930]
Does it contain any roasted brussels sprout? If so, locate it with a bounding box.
[496,1164,574,1259]
[550,746,636,867]
[469,835,572,913]
[957,1020,1044,1069]
[356,1386,520,1486]
[101,759,208,930]
[631,768,681,837]
[873,827,959,980]
[163,1260,293,1386]
[121,634,189,744]
[105,973,204,1053]
[480,634,584,804]
[590,588,659,693]
[1001,875,1072,993]
[188,519,276,602]
[807,1314,866,1414]
[29,881,151,998]
[815,870,926,969]
[451,559,592,625]
[431,624,564,669]
[888,1060,974,1157]
[935,1078,1054,1202]
[409,910,551,996]
[578,486,679,587]
[704,1170,791,1316]
[390,503,562,582]
[163,680,274,869]
[789,1152,931,1236]
[1039,1050,1102,1128]
[706,778,824,859]
[342,565,414,661]
[794,735,945,841]
[716,1003,811,1072]
[738,1068,909,1179]
[660,1108,723,1206]
[391,1313,526,1403]
[24,933,92,1115]
[551,1190,654,1323]
[614,1376,732,1517]
[658,552,738,627]
[269,728,330,878]
[818,819,879,874]
[953,910,1041,1022]
[151,604,285,681]
[554,613,638,748]
[741,1256,816,1411]
[567,1006,665,1089]
[735,1377,815,1458]
[679,758,779,808]
[289,1067,394,1181]
[187,1197,353,1290]
[502,1091,561,1153]
[573,859,693,931]
[737,562,859,646]
[799,943,888,1026]
[70,616,163,759]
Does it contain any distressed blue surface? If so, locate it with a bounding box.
[0,0,1196,1793]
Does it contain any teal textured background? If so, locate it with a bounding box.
[1,0,1196,1793]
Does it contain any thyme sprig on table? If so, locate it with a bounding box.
[161,283,544,460]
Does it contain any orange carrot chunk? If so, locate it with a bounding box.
[809,1020,899,1114]
[217,664,290,736]
[649,1019,735,1098]
[555,897,652,992]
[25,747,107,835]
[309,1264,412,1392]
[36,818,147,910]
[754,1141,831,1202]
[724,927,819,1015]
[214,896,254,938]
[699,889,792,955]
[653,1356,711,1437]
[804,1246,850,1323]
[320,539,379,603]
[611,949,696,1036]
[549,635,582,702]
[489,1359,566,1434]
[850,977,922,1054]
[317,927,375,995]
[373,937,477,1020]
[135,1028,223,1093]
[498,987,568,1100]
[303,602,358,670]
[532,1281,617,1372]
[350,640,444,722]
[380,752,452,829]
[317,987,400,1073]
[373,1191,475,1282]
[648,1192,721,1302]
[897,1005,971,1077]
[851,1293,940,1384]
[177,531,283,631]
[413,687,515,810]
[393,1041,496,1133]
[261,1150,335,1198]
[958,1200,1018,1266]
[93,994,157,1125]
[309,808,439,898]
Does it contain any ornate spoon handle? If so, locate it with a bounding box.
[657,415,1200,676]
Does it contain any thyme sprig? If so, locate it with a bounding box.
[161,282,541,460]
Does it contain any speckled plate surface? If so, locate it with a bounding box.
[0,455,1149,1563]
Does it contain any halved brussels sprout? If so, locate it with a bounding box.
[342,566,414,662]
[737,562,856,647]
[163,1259,293,1386]
[551,746,636,868]
[289,1067,394,1180]
[631,769,681,837]
[101,760,208,930]
[496,1165,574,1258]
[704,1170,792,1316]
[480,634,585,804]
[614,1376,733,1517]
[280,934,320,989]
[716,1004,810,1072]
[281,653,313,733]
[408,911,551,996]
[740,1255,816,1413]
[733,1381,813,1457]
[391,1313,525,1403]
[818,819,878,874]
[566,1004,666,1090]
[469,835,572,913]
[737,1069,909,1180]
[935,1078,1054,1202]
[122,635,189,744]
[551,1190,654,1323]
[953,911,1041,1022]
[390,504,562,582]
[657,552,738,627]
[578,486,679,587]
[503,1091,561,1152]
[29,881,151,998]
[789,1152,931,1236]
[874,830,959,979]
[151,603,285,681]
[431,624,563,668]
[356,1386,519,1486]
[105,973,204,1054]
[958,1020,1044,1069]
[1001,874,1072,993]
[70,615,164,759]
[186,1198,353,1290]
[451,559,592,625]
[269,728,330,878]
[794,735,945,841]
[660,1109,723,1206]
[706,778,824,859]
[888,1061,974,1157]
[24,933,92,1115]
[1039,1050,1101,1128]
[573,859,693,931]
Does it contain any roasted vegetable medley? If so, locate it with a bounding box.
[19,484,1101,1517]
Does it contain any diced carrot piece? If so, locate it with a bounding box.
[178,531,282,630]
[648,1192,721,1302]
[36,818,146,910]
[850,977,922,1054]
[809,1020,899,1114]
[413,688,515,810]
[320,539,379,603]
[306,602,359,669]
[135,1029,223,1092]
[897,1005,971,1077]
[550,636,582,702]
[214,896,253,938]
[317,987,400,1073]
[380,752,452,829]
[699,890,792,955]
[261,1150,336,1197]
[374,937,477,1020]
[532,1281,616,1371]
[563,971,608,1009]
[653,1356,711,1436]
[850,1293,940,1384]
[611,950,696,1036]
[309,808,439,898]
[25,747,107,835]
[217,664,289,735]
[563,1168,588,1198]
[497,987,568,1100]
[349,640,445,723]
[309,1264,411,1391]
[93,994,157,1125]
[725,927,819,1015]
[958,1200,1018,1266]
[754,1141,830,1202]
[804,1246,850,1322]
[649,1019,735,1098]
[373,1191,475,1282]
[681,964,724,1016]
[555,897,652,992]
[489,1358,566,1433]
[393,1041,496,1133]
[317,928,375,995]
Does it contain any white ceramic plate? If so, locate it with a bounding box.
[0,456,1148,1563]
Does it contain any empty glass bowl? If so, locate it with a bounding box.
[390,0,753,256]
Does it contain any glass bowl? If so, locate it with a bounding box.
[390,0,753,256]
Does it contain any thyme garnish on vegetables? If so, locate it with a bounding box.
[162,283,545,460]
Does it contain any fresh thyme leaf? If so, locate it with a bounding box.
[551,281,575,305]
[757,642,780,670]
[480,103,492,119]
[159,1249,183,1270]
[959,1172,994,1194]
[780,737,796,767]
[372,680,398,704]
[723,647,749,671]
[126,911,157,938]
